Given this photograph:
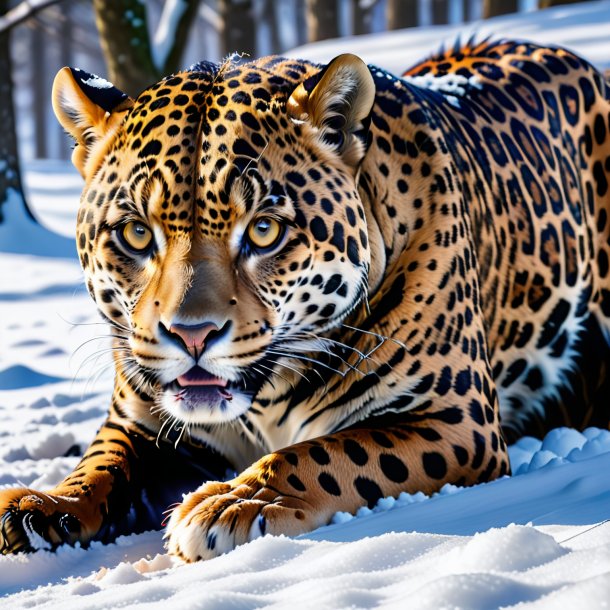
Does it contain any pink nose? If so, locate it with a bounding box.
[169,322,219,354]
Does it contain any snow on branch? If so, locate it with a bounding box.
[152,0,192,72]
[0,0,64,33]
[198,3,222,31]
[358,0,381,9]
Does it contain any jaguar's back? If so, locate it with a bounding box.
[398,40,610,440]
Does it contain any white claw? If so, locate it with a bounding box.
[22,514,52,552]
[205,524,234,557]
[249,513,267,542]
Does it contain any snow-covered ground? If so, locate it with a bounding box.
[1,2,610,608]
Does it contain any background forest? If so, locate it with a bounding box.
[0,0,595,226]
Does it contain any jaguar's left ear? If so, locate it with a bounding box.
[52,67,134,181]
[287,54,375,170]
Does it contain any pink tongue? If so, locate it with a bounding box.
[178,367,228,387]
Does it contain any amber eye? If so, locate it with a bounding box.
[119,221,153,253]
[246,216,284,251]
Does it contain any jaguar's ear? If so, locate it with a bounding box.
[52,67,134,180]
[287,54,375,170]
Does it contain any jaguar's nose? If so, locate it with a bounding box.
[162,321,230,357]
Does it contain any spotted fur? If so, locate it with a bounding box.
[1,40,609,561]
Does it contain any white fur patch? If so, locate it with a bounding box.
[402,73,483,108]
[159,386,252,427]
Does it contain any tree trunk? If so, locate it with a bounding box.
[59,2,71,160]
[305,0,339,42]
[431,0,448,24]
[295,0,307,46]
[387,0,417,30]
[218,0,256,58]
[92,0,158,97]
[155,0,199,75]
[93,0,199,97]
[539,0,586,7]
[352,0,375,36]
[32,18,46,159]
[0,0,32,222]
[262,0,280,53]
[482,0,518,18]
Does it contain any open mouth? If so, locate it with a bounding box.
[159,363,266,425]
[167,366,234,403]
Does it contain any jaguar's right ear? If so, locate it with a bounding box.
[287,54,375,171]
[52,67,134,180]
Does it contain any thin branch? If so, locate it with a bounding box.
[153,0,199,75]
[198,2,222,30]
[0,0,64,33]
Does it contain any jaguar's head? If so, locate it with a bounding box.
[52,54,376,427]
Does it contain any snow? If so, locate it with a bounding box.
[0,188,74,258]
[152,0,191,71]
[2,2,610,607]
[81,75,114,90]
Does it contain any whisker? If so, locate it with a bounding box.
[267,347,332,387]
[69,334,128,366]
[73,345,129,381]
[341,323,408,351]
[156,414,173,448]
[249,365,278,391]
[240,139,270,175]
[267,349,353,379]
[81,361,116,397]
[58,312,133,335]
[253,363,293,390]
[281,334,373,376]
[174,420,187,449]
[236,415,259,446]
[264,354,312,383]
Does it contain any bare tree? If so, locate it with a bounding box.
[431,0,448,24]
[539,0,586,7]
[0,0,73,256]
[295,0,308,46]
[387,0,418,30]
[352,0,376,36]
[0,0,34,222]
[92,0,199,98]
[261,0,280,54]
[482,0,518,18]
[218,0,256,58]
[58,2,71,160]
[0,0,62,32]
[306,0,339,42]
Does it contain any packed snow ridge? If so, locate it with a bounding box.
[1,428,609,608]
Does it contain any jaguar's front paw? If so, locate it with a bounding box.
[0,488,87,555]
[164,476,320,562]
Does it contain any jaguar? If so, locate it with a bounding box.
[1,39,609,562]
